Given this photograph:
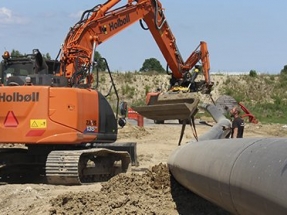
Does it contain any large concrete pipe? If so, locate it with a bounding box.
[168,138,287,215]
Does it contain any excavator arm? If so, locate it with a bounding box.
[183,41,211,86]
[59,0,212,90]
[58,0,213,124]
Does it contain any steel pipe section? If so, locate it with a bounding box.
[168,138,287,214]
[200,103,226,123]
[198,103,231,141]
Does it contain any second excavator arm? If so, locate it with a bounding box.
[58,0,212,92]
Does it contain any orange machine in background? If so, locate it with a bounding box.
[127,107,144,127]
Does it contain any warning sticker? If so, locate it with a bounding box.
[30,119,47,128]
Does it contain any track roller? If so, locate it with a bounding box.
[45,148,130,185]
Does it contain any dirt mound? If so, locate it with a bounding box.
[118,122,149,140]
[49,163,229,215]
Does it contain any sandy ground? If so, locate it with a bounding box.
[0,120,287,215]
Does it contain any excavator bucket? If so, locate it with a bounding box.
[132,92,200,121]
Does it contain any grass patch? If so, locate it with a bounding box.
[221,74,287,123]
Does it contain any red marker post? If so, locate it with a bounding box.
[127,107,144,127]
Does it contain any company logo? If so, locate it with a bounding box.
[109,14,130,31]
[0,92,39,102]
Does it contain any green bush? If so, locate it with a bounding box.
[145,85,151,95]
[249,70,257,77]
[280,65,287,75]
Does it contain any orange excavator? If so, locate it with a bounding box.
[0,0,212,185]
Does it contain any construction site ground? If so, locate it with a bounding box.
[0,119,286,215]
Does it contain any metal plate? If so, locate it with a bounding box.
[215,95,238,114]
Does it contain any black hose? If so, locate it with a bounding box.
[153,0,166,30]
[139,0,166,31]
[78,5,101,25]
[140,19,149,30]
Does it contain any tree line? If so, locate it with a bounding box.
[7,49,166,73]
[12,49,287,75]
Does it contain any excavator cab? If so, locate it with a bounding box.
[0,50,67,87]
[1,51,34,85]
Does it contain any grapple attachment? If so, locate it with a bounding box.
[132,92,200,121]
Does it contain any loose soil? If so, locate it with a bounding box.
[0,121,286,215]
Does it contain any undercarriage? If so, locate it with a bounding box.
[0,142,137,185]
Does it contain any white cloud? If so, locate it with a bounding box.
[69,10,84,19]
[0,7,29,25]
[0,7,12,18]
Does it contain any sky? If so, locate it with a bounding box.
[0,0,287,74]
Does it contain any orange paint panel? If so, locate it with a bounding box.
[26,130,46,137]
[0,86,98,144]
[49,87,99,133]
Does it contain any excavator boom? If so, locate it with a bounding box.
[60,0,185,80]
[58,0,213,122]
